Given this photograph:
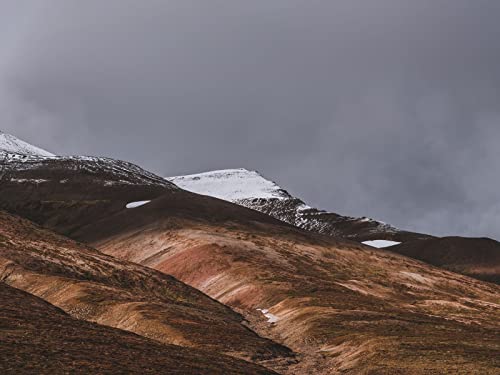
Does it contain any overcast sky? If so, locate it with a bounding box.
[2,1,500,238]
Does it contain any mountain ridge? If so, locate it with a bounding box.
[166,168,500,284]
[167,168,432,244]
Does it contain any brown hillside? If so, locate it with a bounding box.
[388,236,500,284]
[0,211,293,371]
[71,191,500,374]
[0,282,276,375]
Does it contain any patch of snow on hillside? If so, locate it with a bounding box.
[362,240,401,248]
[0,132,54,157]
[359,217,373,223]
[257,308,279,324]
[167,168,290,201]
[126,200,151,208]
[297,203,313,211]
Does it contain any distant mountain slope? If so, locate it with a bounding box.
[389,236,500,284]
[0,130,172,190]
[167,168,431,243]
[0,131,54,157]
[0,283,275,375]
[0,150,177,234]
[1,153,173,188]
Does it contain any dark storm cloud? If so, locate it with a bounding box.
[2,1,500,238]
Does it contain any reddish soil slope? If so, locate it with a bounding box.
[71,192,500,374]
[0,211,293,371]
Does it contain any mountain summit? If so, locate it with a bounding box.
[167,168,430,244]
[0,131,55,157]
[168,168,292,201]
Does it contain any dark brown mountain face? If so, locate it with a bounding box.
[0,152,175,233]
[0,282,276,375]
[0,211,293,371]
[389,237,500,284]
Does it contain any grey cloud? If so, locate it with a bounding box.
[1,0,500,238]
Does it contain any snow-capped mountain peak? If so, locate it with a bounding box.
[167,168,292,201]
[0,131,55,157]
[167,168,431,243]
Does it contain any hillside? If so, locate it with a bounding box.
[167,169,500,284]
[389,236,500,284]
[0,211,293,371]
[71,191,500,374]
[0,282,277,375]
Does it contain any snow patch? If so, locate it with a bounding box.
[362,240,401,248]
[126,200,151,209]
[297,203,313,212]
[359,217,374,223]
[257,308,279,324]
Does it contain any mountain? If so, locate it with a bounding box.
[0,210,293,372]
[2,133,500,373]
[0,282,276,375]
[0,130,172,191]
[0,132,176,234]
[167,168,432,244]
[0,131,54,157]
[167,169,500,284]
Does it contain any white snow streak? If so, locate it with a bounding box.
[257,308,279,324]
[362,240,401,248]
[126,200,151,209]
